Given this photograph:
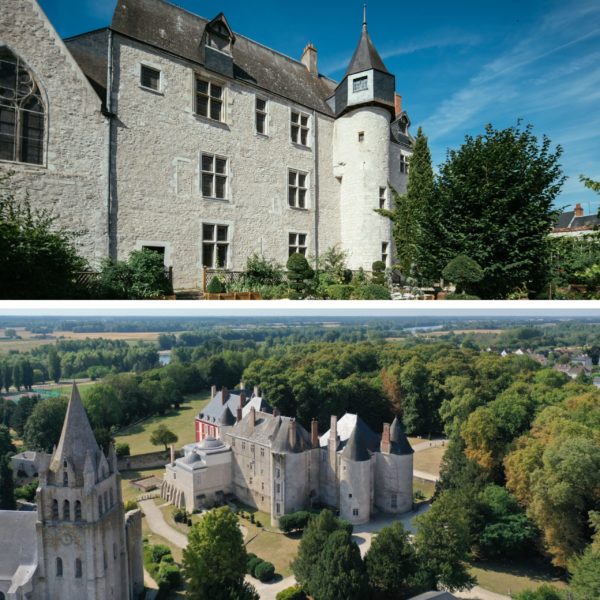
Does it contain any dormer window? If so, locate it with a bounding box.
[207,30,231,54]
[204,14,235,55]
[353,76,368,93]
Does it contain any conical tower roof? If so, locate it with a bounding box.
[49,382,101,475]
[341,424,371,462]
[344,21,390,78]
[389,417,414,455]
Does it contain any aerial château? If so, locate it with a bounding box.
[1,0,413,289]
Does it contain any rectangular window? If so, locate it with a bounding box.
[202,223,229,268]
[391,494,398,509]
[291,110,310,146]
[276,468,280,479]
[289,232,307,257]
[379,187,387,209]
[276,503,280,514]
[256,97,267,135]
[260,447,265,457]
[201,153,228,199]
[195,77,223,122]
[352,508,359,517]
[276,483,281,494]
[288,170,308,209]
[241,441,246,451]
[382,242,389,265]
[358,131,365,142]
[140,65,160,91]
[353,76,368,93]
[400,154,408,174]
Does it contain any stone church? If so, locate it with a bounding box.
[0,384,144,600]
[162,387,414,526]
[1,0,413,289]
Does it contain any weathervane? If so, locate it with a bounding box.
[363,1,368,30]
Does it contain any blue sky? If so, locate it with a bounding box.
[39,0,600,213]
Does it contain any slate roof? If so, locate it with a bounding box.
[231,411,312,454]
[341,425,371,462]
[553,208,599,232]
[344,25,391,78]
[319,414,381,458]
[390,417,414,456]
[198,389,271,425]
[49,383,101,476]
[0,510,37,582]
[108,0,338,115]
[555,211,575,229]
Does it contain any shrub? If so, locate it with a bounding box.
[276,586,307,600]
[287,253,315,299]
[247,556,262,575]
[326,284,352,300]
[240,254,284,288]
[124,500,138,512]
[14,480,38,502]
[337,518,354,535]
[442,254,484,294]
[147,544,172,565]
[254,561,276,582]
[206,276,226,294]
[115,442,130,457]
[157,563,181,589]
[444,292,481,300]
[372,261,386,286]
[172,507,189,524]
[279,511,312,533]
[351,284,391,300]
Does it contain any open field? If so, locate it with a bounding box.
[469,560,568,595]
[413,478,436,500]
[414,446,446,477]
[115,392,211,455]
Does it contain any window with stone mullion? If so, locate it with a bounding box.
[201,153,227,199]
[291,111,310,146]
[196,78,223,122]
[202,223,229,268]
[288,170,307,209]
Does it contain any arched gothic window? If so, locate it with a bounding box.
[75,558,82,578]
[0,48,44,164]
[56,557,63,577]
[75,500,82,520]
[63,499,70,521]
[98,496,103,515]
[51,499,59,519]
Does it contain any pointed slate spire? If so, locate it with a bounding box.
[50,382,101,476]
[344,12,390,78]
[389,417,414,455]
[342,424,371,462]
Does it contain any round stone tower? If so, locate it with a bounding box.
[331,9,397,271]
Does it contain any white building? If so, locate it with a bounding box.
[0,384,143,600]
[1,0,413,289]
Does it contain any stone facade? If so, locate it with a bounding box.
[0,385,144,600]
[162,404,413,527]
[1,0,412,289]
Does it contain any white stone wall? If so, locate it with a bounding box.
[339,457,373,525]
[333,107,394,270]
[374,452,413,514]
[111,37,341,289]
[0,0,108,268]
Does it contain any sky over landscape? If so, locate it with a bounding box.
[39,0,600,212]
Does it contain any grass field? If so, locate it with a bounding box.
[115,392,211,455]
[413,478,436,500]
[120,468,166,504]
[414,446,446,477]
[469,559,568,595]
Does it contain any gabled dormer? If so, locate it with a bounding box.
[330,11,395,118]
[202,13,236,78]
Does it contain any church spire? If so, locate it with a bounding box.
[49,382,101,477]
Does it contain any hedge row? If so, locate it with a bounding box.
[246,553,276,582]
[143,543,181,599]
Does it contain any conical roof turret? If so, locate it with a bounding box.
[342,424,371,462]
[344,23,390,78]
[49,382,101,476]
[389,417,414,455]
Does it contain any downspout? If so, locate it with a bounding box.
[313,109,320,270]
[105,29,114,260]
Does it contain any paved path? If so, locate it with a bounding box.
[140,499,189,548]
[414,468,440,482]
[455,586,510,600]
[412,439,448,453]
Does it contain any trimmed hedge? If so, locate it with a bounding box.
[207,276,226,293]
[278,511,313,533]
[247,555,263,575]
[351,283,391,300]
[326,284,353,300]
[143,544,181,599]
[254,561,276,582]
[276,586,307,600]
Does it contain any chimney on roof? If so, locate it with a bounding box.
[301,43,318,76]
[211,384,217,399]
[575,203,584,217]
[253,385,260,397]
[381,423,391,454]
[329,415,338,442]
[221,387,229,405]
[273,407,280,418]
[289,418,297,448]
[170,444,176,466]
[311,419,319,449]
[250,407,256,428]
[239,380,245,391]
[236,406,242,423]
[240,391,247,409]
[395,94,402,118]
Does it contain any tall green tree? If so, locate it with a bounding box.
[0,453,16,510]
[83,384,124,430]
[48,347,61,384]
[11,361,22,391]
[0,425,16,456]
[428,123,564,298]
[183,507,258,600]
[1,360,12,392]
[378,127,434,280]
[365,521,418,599]
[23,396,68,452]
[150,424,178,451]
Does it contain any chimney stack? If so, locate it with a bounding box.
[394,94,402,118]
[169,444,176,466]
[575,203,584,217]
[221,387,229,405]
[240,391,247,409]
[329,415,338,442]
[311,419,319,449]
[211,384,217,399]
[250,407,256,428]
[301,43,318,75]
[381,423,391,454]
[236,406,242,423]
[273,407,280,418]
[239,380,245,392]
[253,385,260,398]
[289,418,297,449]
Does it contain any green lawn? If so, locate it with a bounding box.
[414,446,446,477]
[413,478,436,500]
[470,559,568,596]
[120,468,166,504]
[115,392,211,455]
